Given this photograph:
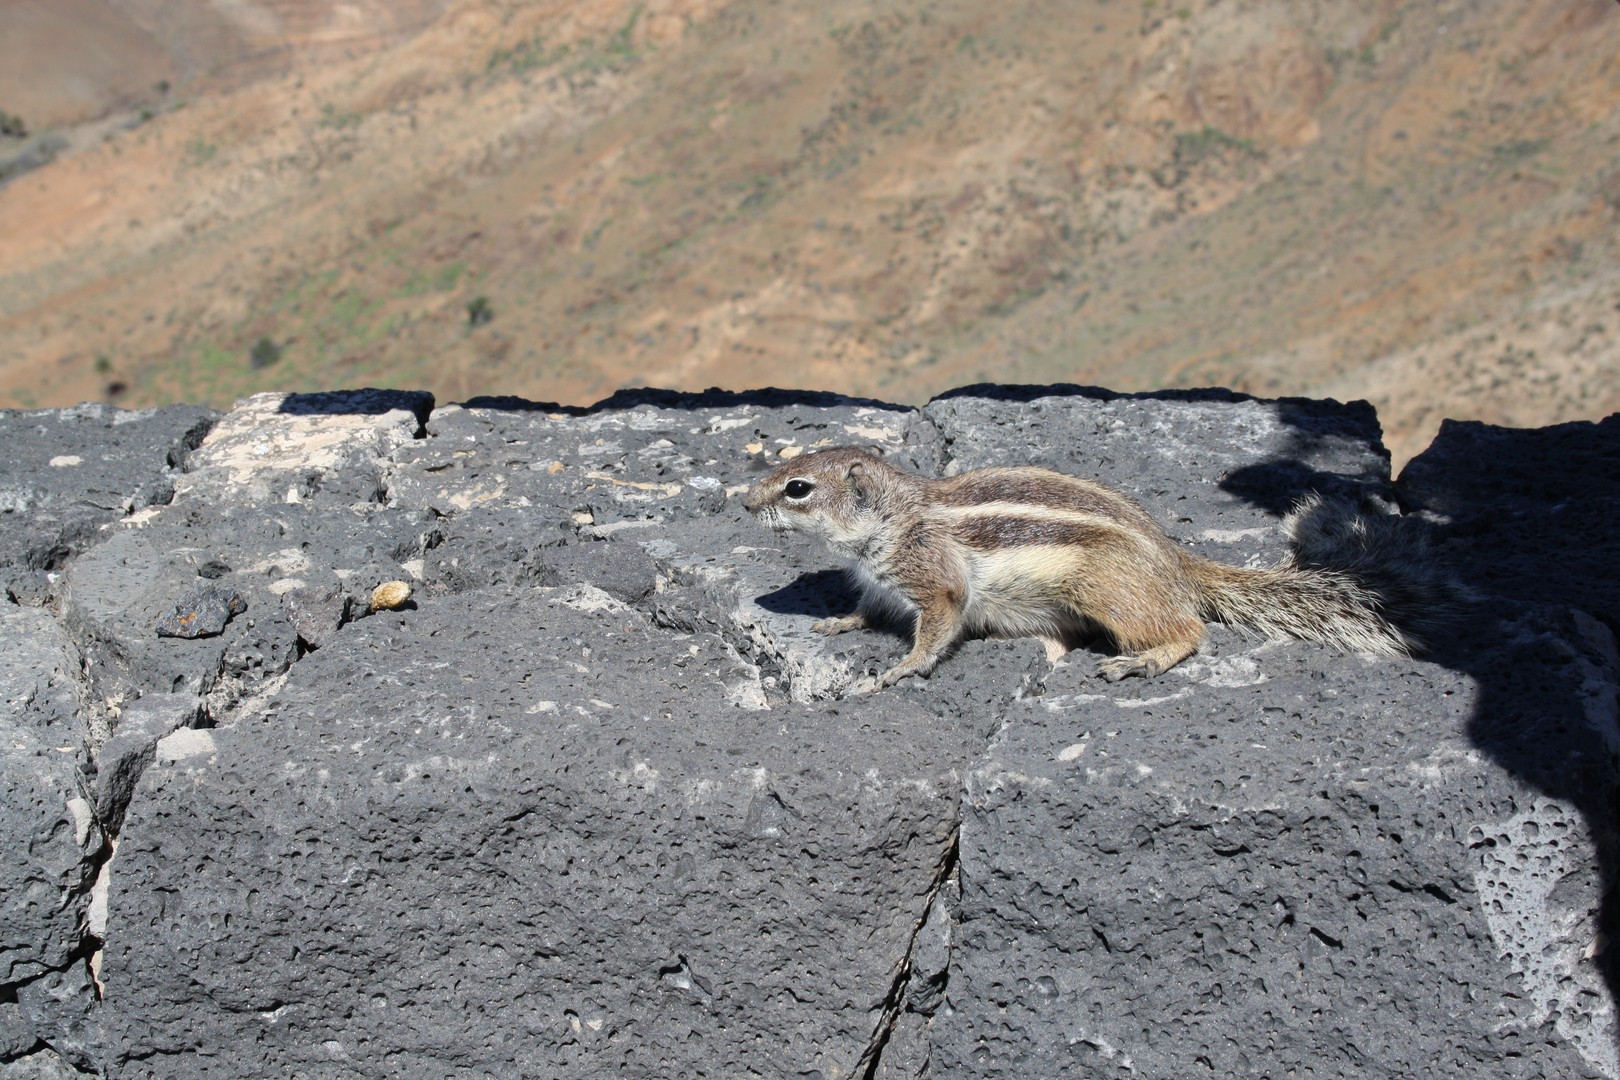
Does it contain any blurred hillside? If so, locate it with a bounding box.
[1,0,1617,464]
[0,0,454,127]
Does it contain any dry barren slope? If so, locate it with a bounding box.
[0,0,453,127]
[0,0,176,128]
[1,0,1616,463]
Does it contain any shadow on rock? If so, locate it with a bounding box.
[752,569,916,641]
[1217,396,1396,515]
[1396,414,1620,1055]
[276,388,434,422]
[752,569,857,620]
[461,386,913,417]
[1222,408,1620,1060]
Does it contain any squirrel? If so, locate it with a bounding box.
[743,446,1460,691]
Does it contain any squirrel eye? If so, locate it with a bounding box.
[784,479,815,499]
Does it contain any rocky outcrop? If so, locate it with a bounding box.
[0,387,1615,1078]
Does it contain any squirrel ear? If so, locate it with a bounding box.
[863,444,887,458]
[846,461,871,507]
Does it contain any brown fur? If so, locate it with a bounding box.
[743,446,1441,691]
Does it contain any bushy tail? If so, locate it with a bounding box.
[1192,494,1470,655]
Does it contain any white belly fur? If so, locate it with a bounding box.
[847,543,1098,641]
[961,545,1090,638]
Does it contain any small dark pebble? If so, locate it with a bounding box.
[156,581,247,638]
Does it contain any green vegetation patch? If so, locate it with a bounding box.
[249,337,282,370]
[605,5,645,61]
[399,260,467,297]
[1491,139,1548,166]
[488,37,572,77]
[1173,126,1257,168]
[317,104,363,130]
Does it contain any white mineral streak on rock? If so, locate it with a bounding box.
[175,391,422,504]
[1475,797,1618,1078]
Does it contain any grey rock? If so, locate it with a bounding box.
[4,572,54,608]
[0,607,99,988]
[388,390,913,527]
[874,1014,933,1080]
[416,510,661,609]
[0,605,82,734]
[414,504,577,594]
[282,584,350,649]
[61,503,435,709]
[934,608,1617,1079]
[97,585,1010,1077]
[910,388,1618,1078]
[14,965,96,1072]
[0,751,101,981]
[0,1048,83,1080]
[0,999,40,1061]
[530,541,661,606]
[0,402,216,591]
[89,695,201,835]
[0,606,103,1073]
[153,581,246,638]
[872,889,956,1079]
[906,890,954,1018]
[60,525,294,708]
[392,391,928,705]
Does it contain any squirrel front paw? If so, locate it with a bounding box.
[853,670,911,694]
[851,674,886,695]
[852,655,937,694]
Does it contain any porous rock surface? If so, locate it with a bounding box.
[0,386,1614,1078]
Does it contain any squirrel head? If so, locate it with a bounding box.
[743,446,896,548]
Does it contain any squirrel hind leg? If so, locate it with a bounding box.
[1094,615,1205,681]
[1096,639,1200,681]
